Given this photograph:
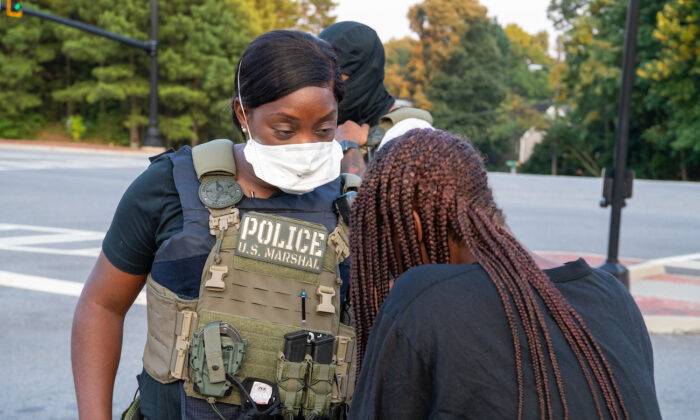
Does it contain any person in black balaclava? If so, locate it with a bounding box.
[319,21,396,127]
[319,22,396,177]
[320,22,433,177]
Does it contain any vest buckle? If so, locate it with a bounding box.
[209,208,240,235]
[205,265,228,291]
[316,285,336,314]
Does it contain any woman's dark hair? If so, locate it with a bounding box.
[350,129,628,420]
[233,30,344,132]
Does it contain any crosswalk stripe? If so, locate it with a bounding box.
[0,245,101,257]
[0,223,104,257]
[0,270,146,305]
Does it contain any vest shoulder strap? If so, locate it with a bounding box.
[378,107,433,131]
[192,139,236,180]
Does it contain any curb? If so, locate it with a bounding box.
[629,252,700,281]
[0,140,164,157]
[643,315,700,335]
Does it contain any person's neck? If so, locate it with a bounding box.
[448,235,476,265]
[233,143,277,199]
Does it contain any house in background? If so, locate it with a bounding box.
[518,105,565,164]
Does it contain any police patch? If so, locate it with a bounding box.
[235,212,328,274]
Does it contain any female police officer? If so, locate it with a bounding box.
[72,30,357,420]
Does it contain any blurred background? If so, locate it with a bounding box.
[1,0,698,179]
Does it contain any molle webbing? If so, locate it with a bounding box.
[183,312,305,405]
[185,209,344,407]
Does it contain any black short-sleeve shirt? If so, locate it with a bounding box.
[350,259,661,420]
[102,155,183,275]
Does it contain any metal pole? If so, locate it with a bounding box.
[21,7,150,52]
[599,0,640,288]
[143,0,162,147]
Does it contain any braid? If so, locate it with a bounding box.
[349,129,628,419]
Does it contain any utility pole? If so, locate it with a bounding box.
[143,0,161,147]
[599,0,640,288]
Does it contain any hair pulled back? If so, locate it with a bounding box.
[232,30,344,132]
[349,129,628,420]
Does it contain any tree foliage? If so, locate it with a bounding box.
[523,0,700,180]
[638,0,700,179]
[386,1,554,167]
[0,0,337,146]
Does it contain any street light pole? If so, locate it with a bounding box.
[599,0,640,288]
[143,0,162,147]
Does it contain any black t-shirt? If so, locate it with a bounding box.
[350,259,661,420]
[102,155,183,275]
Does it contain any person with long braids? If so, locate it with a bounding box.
[348,129,661,419]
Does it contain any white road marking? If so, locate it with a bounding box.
[0,270,147,305]
[0,223,104,257]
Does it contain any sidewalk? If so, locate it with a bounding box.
[536,251,700,335]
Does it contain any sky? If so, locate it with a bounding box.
[335,0,561,54]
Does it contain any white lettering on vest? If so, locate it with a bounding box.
[241,215,258,240]
[258,220,273,245]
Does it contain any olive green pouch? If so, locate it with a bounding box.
[302,361,336,418]
[275,352,310,418]
[120,395,142,420]
[189,321,248,399]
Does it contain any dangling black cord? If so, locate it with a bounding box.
[225,373,281,419]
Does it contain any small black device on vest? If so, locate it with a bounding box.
[334,191,356,226]
[310,333,335,364]
[283,330,308,362]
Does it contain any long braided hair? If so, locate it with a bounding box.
[349,129,628,420]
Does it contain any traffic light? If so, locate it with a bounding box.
[6,0,22,18]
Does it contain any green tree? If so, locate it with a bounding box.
[296,0,338,34]
[531,0,692,179]
[427,18,509,159]
[487,24,554,165]
[639,0,700,180]
[383,37,417,99]
[51,0,150,147]
[0,4,57,138]
[157,0,259,146]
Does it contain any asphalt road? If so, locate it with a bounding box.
[0,145,698,419]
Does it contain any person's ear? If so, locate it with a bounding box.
[233,98,250,132]
[412,210,423,243]
[412,210,430,265]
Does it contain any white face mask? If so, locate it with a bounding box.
[244,139,343,194]
[236,63,342,195]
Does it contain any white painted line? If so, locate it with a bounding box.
[0,245,101,257]
[0,270,146,305]
[0,224,104,257]
[0,232,105,246]
[0,223,104,235]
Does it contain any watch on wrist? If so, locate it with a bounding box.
[339,140,360,153]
